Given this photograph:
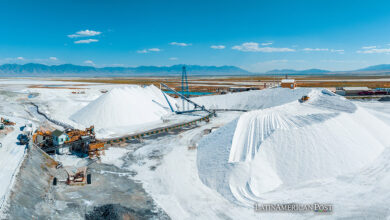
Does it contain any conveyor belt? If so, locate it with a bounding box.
[99,112,214,144]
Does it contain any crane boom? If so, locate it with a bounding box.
[160,83,212,114]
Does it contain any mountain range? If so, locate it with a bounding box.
[1,63,390,76]
[265,68,331,75]
[0,63,250,76]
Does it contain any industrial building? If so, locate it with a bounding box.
[281,79,296,89]
[335,87,370,96]
[52,129,69,146]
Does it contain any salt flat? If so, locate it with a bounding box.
[0,78,389,219]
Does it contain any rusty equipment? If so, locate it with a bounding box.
[88,142,105,158]
[33,129,52,144]
[53,166,91,186]
[65,126,95,143]
[34,125,104,158]
[1,117,15,126]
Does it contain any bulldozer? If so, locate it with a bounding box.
[1,117,15,126]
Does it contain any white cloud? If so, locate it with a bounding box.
[232,42,295,52]
[170,42,191,46]
[302,48,344,53]
[148,48,161,52]
[357,48,390,54]
[68,29,101,38]
[49,57,58,61]
[261,59,289,64]
[16,57,24,60]
[137,49,148,54]
[362,46,376,49]
[210,45,225,49]
[137,48,161,53]
[320,59,361,64]
[330,49,344,53]
[84,60,95,65]
[74,39,99,44]
[303,48,329,52]
[261,42,273,46]
[169,57,178,60]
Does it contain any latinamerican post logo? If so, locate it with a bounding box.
[254,203,333,213]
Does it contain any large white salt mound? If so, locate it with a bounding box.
[197,88,390,207]
[192,87,312,110]
[70,85,177,129]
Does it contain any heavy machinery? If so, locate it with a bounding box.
[34,125,104,158]
[65,125,95,143]
[160,83,213,115]
[32,129,52,146]
[17,134,29,145]
[299,95,310,103]
[1,117,15,126]
[88,142,105,158]
[64,126,104,158]
[53,166,91,186]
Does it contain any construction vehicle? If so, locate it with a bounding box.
[299,95,310,103]
[1,117,15,126]
[17,134,29,145]
[53,166,91,186]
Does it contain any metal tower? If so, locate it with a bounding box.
[181,66,189,110]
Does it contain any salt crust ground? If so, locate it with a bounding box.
[2,79,390,219]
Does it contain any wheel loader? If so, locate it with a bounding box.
[53,166,91,186]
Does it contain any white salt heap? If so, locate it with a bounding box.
[70,85,176,129]
[197,88,390,207]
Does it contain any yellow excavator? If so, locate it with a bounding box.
[299,95,310,103]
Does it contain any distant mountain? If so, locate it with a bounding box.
[357,64,390,72]
[266,68,330,75]
[0,63,251,76]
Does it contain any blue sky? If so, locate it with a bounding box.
[1,0,390,72]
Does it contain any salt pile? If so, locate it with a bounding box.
[70,85,177,129]
[192,87,312,110]
[197,88,390,206]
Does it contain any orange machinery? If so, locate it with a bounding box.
[53,166,92,186]
[65,126,95,143]
[1,117,16,126]
[33,130,52,144]
[299,95,310,103]
[88,142,105,158]
[34,125,104,158]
